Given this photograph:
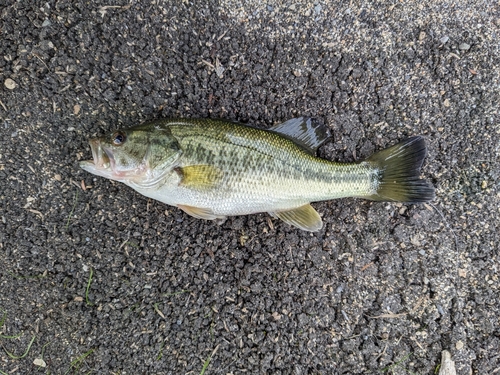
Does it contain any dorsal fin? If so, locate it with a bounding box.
[268,117,330,154]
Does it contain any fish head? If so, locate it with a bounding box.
[80,124,181,186]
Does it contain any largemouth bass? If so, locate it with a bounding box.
[80,117,434,231]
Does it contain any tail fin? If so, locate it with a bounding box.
[366,136,435,202]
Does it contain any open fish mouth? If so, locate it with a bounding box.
[90,138,111,169]
[80,138,148,181]
[79,138,114,177]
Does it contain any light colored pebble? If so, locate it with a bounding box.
[4,78,17,89]
[33,358,47,368]
[439,350,456,375]
[440,36,449,44]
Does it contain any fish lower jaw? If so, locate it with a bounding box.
[97,161,110,169]
[80,159,111,170]
[79,160,115,180]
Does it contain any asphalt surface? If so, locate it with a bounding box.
[1,1,499,374]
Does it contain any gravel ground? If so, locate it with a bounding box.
[1,1,499,374]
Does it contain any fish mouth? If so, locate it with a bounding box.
[79,138,115,178]
[90,138,111,169]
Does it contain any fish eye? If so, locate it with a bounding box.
[112,132,126,146]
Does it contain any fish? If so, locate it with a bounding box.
[80,117,435,231]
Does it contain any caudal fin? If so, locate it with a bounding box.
[366,136,435,202]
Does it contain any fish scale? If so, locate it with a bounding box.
[170,122,374,203]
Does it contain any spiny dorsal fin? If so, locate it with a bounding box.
[177,204,226,221]
[269,117,330,154]
[176,165,223,190]
[270,203,323,232]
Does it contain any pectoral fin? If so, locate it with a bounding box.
[270,204,323,232]
[177,204,226,221]
[176,165,223,190]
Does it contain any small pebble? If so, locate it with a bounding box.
[439,351,457,375]
[437,304,445,315]
[459,43,470,51]
[440,36,449,44]
[4,78,17,90]
[33,358,46,368]
[455,340,464,350]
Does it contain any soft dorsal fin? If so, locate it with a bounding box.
[270,203,323,232]
[269,117,330,154]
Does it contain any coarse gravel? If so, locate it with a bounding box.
[1,1,499,374]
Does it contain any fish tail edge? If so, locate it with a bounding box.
[366,136,435,203]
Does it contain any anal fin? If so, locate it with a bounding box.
[178,204,226,221]
[270,204,323,232]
